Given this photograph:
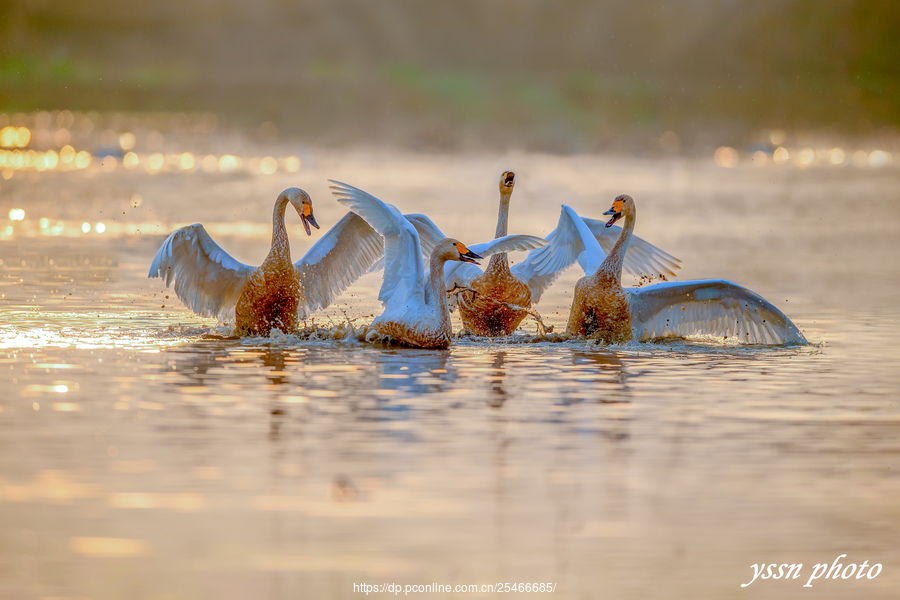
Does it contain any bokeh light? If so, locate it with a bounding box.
[60,145,76,165]
[751,150,768,166]
[44,150,59,170]
[147,153,165,173]
[54,128,71,147]
[768,129,786,146]
[852,150,869,167]
[829,148,845,166]
[283,155,301,173]
[218,154,241,173]
[0,126,30,148]
[123,152,140,169]
[95,222,107,234]
[713,146,738,168]
[868,150,891,168]
[179,152,196,171]
[81,222,91,233]
[8,208,25,221]
[259,156,278,175]
[773,147,790,164]
[119,132,137,150]
[74,151,92,169]
[797,148,815,167]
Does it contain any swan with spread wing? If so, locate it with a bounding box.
[148,187,382,335]
[328,180,546,348]
[564,194,807,345]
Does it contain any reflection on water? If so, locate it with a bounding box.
[1,148,899,599]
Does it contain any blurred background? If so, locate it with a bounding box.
[1,0,898,152]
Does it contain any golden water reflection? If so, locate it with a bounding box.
[0,147,898,599]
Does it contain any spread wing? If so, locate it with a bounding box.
[294,212,384,318]
[582,217,681,279]
[511,205,604,302]
[513,205,682,303]
[404,213,445,260]
[329,180,425,308]
[148,223,255,318]
[628,280,807,345]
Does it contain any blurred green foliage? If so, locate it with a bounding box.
[0,0,896,149]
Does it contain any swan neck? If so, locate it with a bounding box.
[486,191,513,274]
[494,191,511,238]
[267,195,291,264]
[429,251,452,329]
[597,206,635,280]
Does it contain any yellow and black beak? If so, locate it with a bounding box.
[459,249,482,264]
[300,203,320,236]
[604,203,623,228]
[455,242,482,265]
[502,171,515,187]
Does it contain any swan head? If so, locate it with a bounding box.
[499,170,516,195]
[282,187,319,235]
[603,194,634,228]
[435,238,482,265]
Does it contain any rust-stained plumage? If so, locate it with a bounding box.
[458,171,534,336]
[150,187,392,337]
[566,195,635,343]
[234,189,319,335]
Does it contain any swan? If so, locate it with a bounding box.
[454,171,537,335]
[328,180,546,349]
[563,194,807,345]
[148,187,383,335]
[432,172,681,335]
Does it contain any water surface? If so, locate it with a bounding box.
[1,147,899,599]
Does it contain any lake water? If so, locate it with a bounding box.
[1,134,899,599]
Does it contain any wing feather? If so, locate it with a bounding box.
[329,180,424,308]
[148,224,255,318]
[628,280,807,345]
[511,205,601,302]
[582,217,681,278]
[469,234,547,257]
[294,212,384,317]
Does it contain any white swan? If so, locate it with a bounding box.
[328,180,546,348]
[563,194,807,345]
[148,187,383,335]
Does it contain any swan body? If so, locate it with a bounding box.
[149,187,383,335]
[329,180,545,348]
[564,195,807,345]
[451,171,533,335]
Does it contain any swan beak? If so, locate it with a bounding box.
[603,207,622,228]
[459,249,482,265]
[502,171,515,187]
[300,207,320,236]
